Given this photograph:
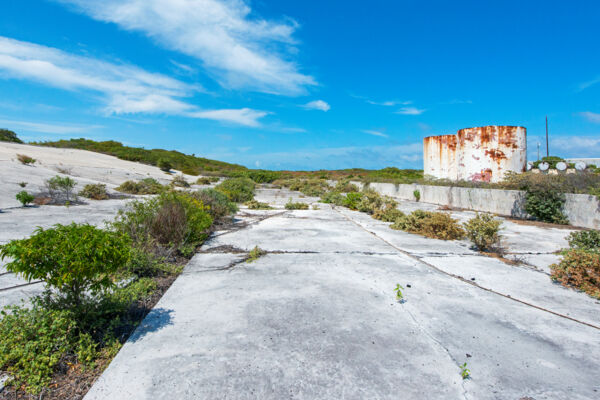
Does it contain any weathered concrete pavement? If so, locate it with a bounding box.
[85,188,600,400]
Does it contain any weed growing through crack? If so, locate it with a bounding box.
[247,246,266,262]
[394,284,404,301]
[460,362,471,379]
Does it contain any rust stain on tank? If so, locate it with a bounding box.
[485,149,506,162]
[470,168,493,182]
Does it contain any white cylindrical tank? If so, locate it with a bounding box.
[457,126,527,183]
[423,134,458,180]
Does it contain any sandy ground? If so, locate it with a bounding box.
[85,188,600,400]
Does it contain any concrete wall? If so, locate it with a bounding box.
[350,181,600,229]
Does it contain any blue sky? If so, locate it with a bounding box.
[1,0,599,170]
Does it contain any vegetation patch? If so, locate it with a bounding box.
[566,230,600,252]
[391,210,465,240]
[463,213,502,251]
[171,175,190,188]
[285,198,309,210]
[215,177,255,203]
[16,190,34,207]
[79,183,110,200]
[45,175,78,204]
[551,249,600,299]
[0,129,23,143]
[17,154,36,165]
[247,246,267,262]
[245,200,273,210]
[191,188,238,221]
[116,178,164,195]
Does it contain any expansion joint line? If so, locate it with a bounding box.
[333,208,600,331]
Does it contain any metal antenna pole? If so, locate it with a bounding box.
[545,116,549,157]
[537,142,540,161]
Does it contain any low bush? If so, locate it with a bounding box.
[550,249,600,299]
[285,198,309,210]
[524,188,569,224]
[566,230,600,252]
[171,175,190,188]
[18,181,27,188]
[157,158,172,172]
[247,246,266,262]
[112,191,212,255]
[334,180,359,193]
[391,210,465,240]
[215,177,255,202]
[0,129,22,143]
[413,189,421,202]
[196,177,212,185]
[343,192,363,210]
[320,191,345,206]
[463,213,502,251]
[274,178,330,197]
[229,170,281,183]
[116,178,164,195]
[191,188,238,220]
[0,223,130,311]
[15,190,34,206]
[79,183,109,200]
[373,205,405,222]
[46,175,77,203]
[245,200,273,209]
[16,153,35,165]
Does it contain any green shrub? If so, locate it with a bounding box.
[46,175,77,202]
[566,230,600,252]
[0,304,78,393]
[196,177,212,185]
[550,249,600,299]
[532,156,564,169]
[274,178,330,197]
[245,200,273,209]
[17,154,36,165]
[229,170,281,183]
[320,191,345,206]
[0,224,130,310]
[285,198,309,210]
[113,191,212,253]
[15,190,34,206]
[334,180,359,193]
[116,178,164,195]
[413,189,421,202]
[343,192,364,210]
[373,205,405,222]
[524,189,568,224]
[247,246,266,262]
[0,128,22,143]
[79,183,109,200]
[216,177,255,202]
[157,158,172,172]
[191,188,237,220]
[391,210,465,240]
[357,189,387,214]
[463,213,502,251]
[171,175,190,187]
[18,181,27,188]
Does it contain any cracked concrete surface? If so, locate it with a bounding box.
[85,187,600,400]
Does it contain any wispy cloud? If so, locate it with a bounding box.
[366,99,411,106]
[362,129,388,138]
[0,118,101,134]
[0,36,267,126]
[395,106,426,115]
[577,76,600,91]
[578,111,600,123]
[56,0,316,95]
[302,100,330,112]
[527,134,600,159]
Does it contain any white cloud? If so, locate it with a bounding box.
[366,99,411,106]
[578,111,600,123]
[0,118,100,134]
[303,100,330,112]
[578,76,600,91]
[395,106,426,115]
[362,129,388,138]
[56,0,316,95]
[527,134,600,159]
[0,36,267,126]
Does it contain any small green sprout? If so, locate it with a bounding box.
[394,283,404,301]
[460,362,470,379]
[247,246,266,263]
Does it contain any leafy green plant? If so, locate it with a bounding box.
[566,230,600,252]
[171,174,190,187]
[191,188,238,220]
[0,128,23,143]
[157,158,173,172]
[46,175,77,202]
[334,180,359,193]
[18,181,27,188]
[413,189,421,202]
[392,210,465,240]
[463,213,502,251]
[460,362,471,379]
[245,199,273,209]
[247,246,266,262]
[116,178,164,195]
[394,284,404,301]
[550,249,600,298]
[0,223,130,310]
[373,205,405,222]
[343,192,364,210]
[524,189,568,224]
[196,177,212,185]
[15,190,34,206]
[79,183,109,200]
[16,153,36,165]
[285,198,309,210]
[216,177,255,202]
[320,191,345,206]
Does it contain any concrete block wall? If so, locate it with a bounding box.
[350,181,600,229]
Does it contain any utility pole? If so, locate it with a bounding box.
[545,116,549,157]
[537,142,540,161]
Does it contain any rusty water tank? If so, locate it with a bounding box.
[456,126,527,183]
[423,134,458,180]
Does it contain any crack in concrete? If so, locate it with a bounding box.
[333,207,600,331]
